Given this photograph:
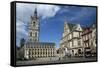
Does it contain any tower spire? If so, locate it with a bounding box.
[29,7,39,42]
[34,7,37,18]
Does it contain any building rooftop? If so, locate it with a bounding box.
[25,41,56,48]
[67,23,76,31]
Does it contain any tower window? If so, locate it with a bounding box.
[35,32,37,37]
[30,32,32,36]
[33,22,35,26]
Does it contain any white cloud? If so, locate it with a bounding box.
[16,20,28,36]
[37,4,60,19]
[16,20,28,47]
[16,3,60,20]
[16,3,60,46]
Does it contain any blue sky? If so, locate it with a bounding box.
[16,3,97,48]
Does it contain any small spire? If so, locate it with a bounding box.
[34,7,37,18]
[34,7,37,14]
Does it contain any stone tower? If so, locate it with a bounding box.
[29,8,39,42]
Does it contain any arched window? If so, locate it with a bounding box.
[78,49,81,54]
[33,22,35,26]
[72,50,74,54]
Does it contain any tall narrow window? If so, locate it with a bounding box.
[78,40,81,46]
[30,32,32,36]
[35,32,37,37]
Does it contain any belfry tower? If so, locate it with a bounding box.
[29,8,39,42]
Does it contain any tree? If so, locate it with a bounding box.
[20,38,25,48]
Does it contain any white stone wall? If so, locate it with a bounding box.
[24,45,56,59]
[92,28,96,47]
[60,23,83,57]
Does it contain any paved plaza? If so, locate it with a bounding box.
[16,57,97,66]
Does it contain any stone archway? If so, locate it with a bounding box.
[78,49,81,54]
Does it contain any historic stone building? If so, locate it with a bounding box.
[29,8,39,42]
[17,8,56,60]
[81,23,97,57]
[81,27,92,56]
[24,42,56,59]
[91,23,97,54]
[60,21,83,57]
